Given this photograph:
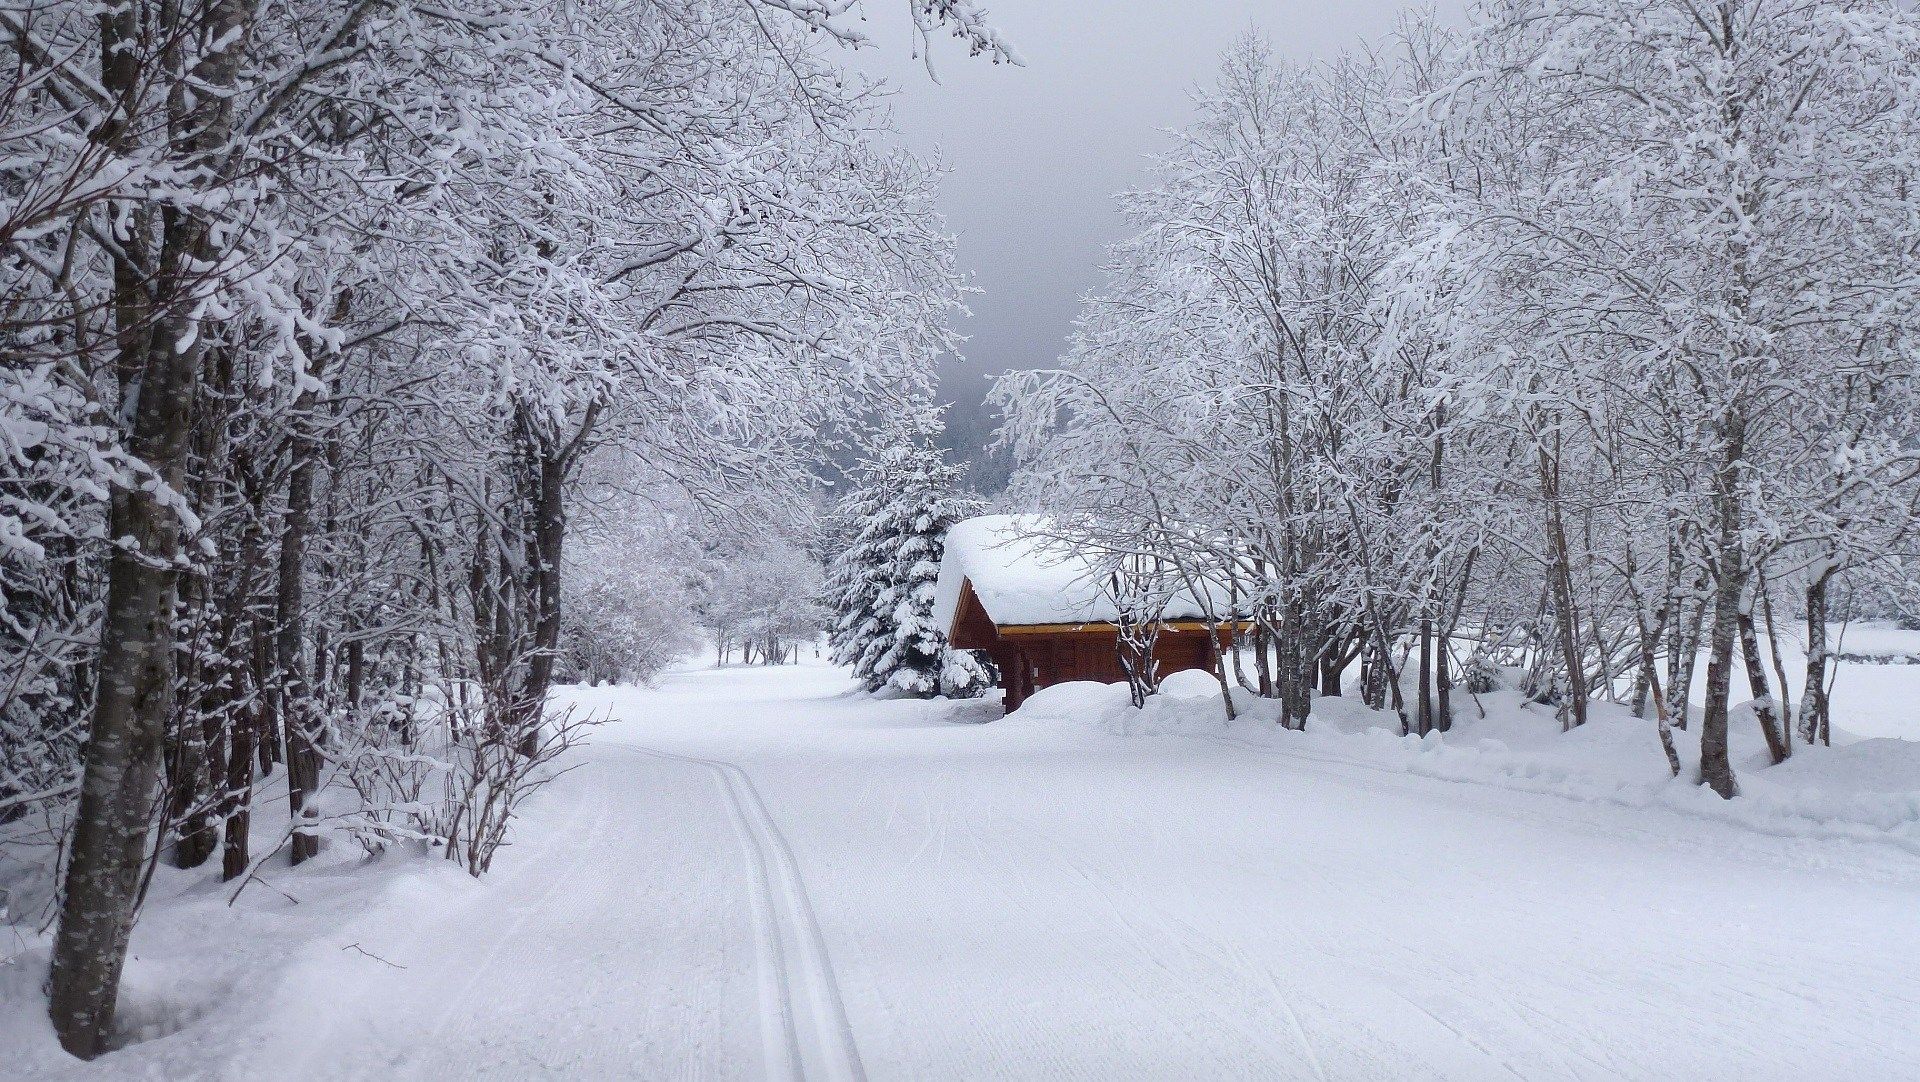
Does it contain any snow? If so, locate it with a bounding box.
[0,768,485,1076]
[1681,621,1920,741]
[932,515,1218,631]
[1,728,767,1078]
[1023,669,1920,858]
[8,655,1920,1077]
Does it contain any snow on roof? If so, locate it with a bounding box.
[933,515,1221,631]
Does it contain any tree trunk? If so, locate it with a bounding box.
[1416,615,1433,737]
[1319,633,1348,697]
[162,592,216,870]
[1632,602,1669,720]
[1759,577,1794,761]
[1698,419,1747,799]
[50,0,257,1042]
[1668,584,1707,732]
[218,503,264,882]
[44,0,177,1050]
[1700,575,1741,798]
[278,415,320,865]
[221,690,258,883]
[47,455,187,1057]
[1538,433,1588,729]
[1640,623,1683,778]
[345,638,365,713]
[1797,567,1833,747]
[1376,627,1410,736]
[1274,596,1313,730]
[1736,606,1788,765]
[1359,629,1387,710]
[312,624,331,745]
[1252,622,1273,697]
[1203,621,1238,723]
[1420,422,1444,736]
[513,446,567,756]
[254,622,280,774]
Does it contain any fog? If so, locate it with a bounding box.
[842,1,1459,486]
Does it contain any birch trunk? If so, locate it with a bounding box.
[1797,569,1833,746]
[1698,418,1747,799]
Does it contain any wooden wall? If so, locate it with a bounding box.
[991,630,1218,712]
[945,578,1227,712]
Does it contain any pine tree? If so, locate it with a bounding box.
[828,425,992,697]
[826,458,895,680]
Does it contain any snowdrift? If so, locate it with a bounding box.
[1006,671,1920,857]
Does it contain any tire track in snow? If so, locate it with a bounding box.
[611,743,866,1082]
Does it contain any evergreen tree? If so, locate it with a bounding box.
[828,424,993,697]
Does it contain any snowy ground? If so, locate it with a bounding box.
[6,656,1920,1079]
[1677,620,1920,741]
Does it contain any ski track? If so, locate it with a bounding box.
[232,738,766,1081]
[609,742,867,1082]
[59,661,1920,1080]
[589,667,1919,1080]
[266,759,613,1080]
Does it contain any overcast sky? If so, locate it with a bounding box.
[841,1,1456,480]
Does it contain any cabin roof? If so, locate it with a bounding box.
[932,516,1222,633]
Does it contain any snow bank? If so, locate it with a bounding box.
[931,516,1220,631]
[1682,620,1920,740]
[0,787,475,1074]
[1006,674,1920,857]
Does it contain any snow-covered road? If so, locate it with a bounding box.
[55,661,1920,1079]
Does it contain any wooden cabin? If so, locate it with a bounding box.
[933,517,1237,712]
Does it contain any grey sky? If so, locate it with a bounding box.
[842,1,1454,483]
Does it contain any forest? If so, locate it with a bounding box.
[5,0,1920,1074]
[0,0,1007,1059]
[998,3,1920,796]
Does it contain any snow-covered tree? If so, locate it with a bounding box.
[1425,0,1920,794]
[561,521,701,686]
[701,540,829,666]
[0,0,1011,1057]
[997,4,1920,796]
[829,422,991,697]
